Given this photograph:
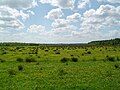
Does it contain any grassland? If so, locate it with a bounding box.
[0,45,120,90]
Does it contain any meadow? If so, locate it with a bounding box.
[0,44,120,90]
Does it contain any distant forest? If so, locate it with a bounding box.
[88,38,120,45]
[0,38,120,46]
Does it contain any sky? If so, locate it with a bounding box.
[0,0,120,43]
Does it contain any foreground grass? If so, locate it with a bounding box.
[0,46,120,90]
[0,61,120,90]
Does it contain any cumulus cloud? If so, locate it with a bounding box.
[97,0,120,3]
[27,10,35,15]
[81,5,120,32]
[0,0,37,9]
[78,0,91,9]
[52,19,69,28]
[51,12,81,37]
[0,6,24,30]
[70,4,120,41]
[45,8,63,20]
[39,0,75,9]
[97,0,108,3]
[108,0,120,4]
[0,0,37,30]
[66,13,81,22]
[51,18,77,36]
[28,24,45,33]
[108,30,120,38]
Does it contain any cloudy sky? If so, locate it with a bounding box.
[0,0,120,43]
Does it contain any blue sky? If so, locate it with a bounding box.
[0,0,120,43]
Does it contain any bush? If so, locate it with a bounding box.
[116,57,120,61]
[18,65,23,71]
[2,51,7,55]
[36,62,40,65]
[71,57,78,62]
[45,50,49,52]
[0,59,5,63]
[61,57,69,63]
[92,57,97,61]
[55,50,60,54]
[58,69,67,76]
[114,63,120,69]
[87,51,91,54]
[106,56,116,62]
[106,70,112,77]
[16,58,23,62]
[25,57,36,62]
[8,69,16,76]
[82,53,84,56]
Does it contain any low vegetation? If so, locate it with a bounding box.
[18,65,24,71]
[25,57,36,62]
[71,57,78,62]
[8,69,16,76]
[0,39,120,89]
[16,58,24,62]
[61,57,69,63]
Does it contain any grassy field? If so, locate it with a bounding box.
[0,45,120,90]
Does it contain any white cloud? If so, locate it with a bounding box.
[78,0,90,9]
[108,30,120,38]
[0,0,38,10]
[39,0,75,9]
[0,0,37,30]
[97,0,120,3]
[27,10,35,15]
[45,8,63,20]
[19,11,30,21]
[69,4,120,41]
[0,6,24,30]
[52,19,69,28]
[50,13,81,37]
[97,0,108,3]
[67,13,81,22]
[52,25,76,36]
[108,0,120,3]
[81,5,120,32]
[51,18,77,36]
[28,24,45,33]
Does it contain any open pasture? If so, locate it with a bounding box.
[0,45,120,90]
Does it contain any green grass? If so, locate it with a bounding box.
[0,45,120,90]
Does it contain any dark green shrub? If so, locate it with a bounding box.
[36,62,40,65]
[58,69,67,76]
[82,53,84,56]
[116,57,120,61]
[114,64,120,69]
[106,70,112,77]
[55,51,60,54]
[38,56,40,58]
[61,57,69,63]
[2,52,7,55]
[71,57,78,62]
[106,56,115,62]
[8,69,16,76]
[45,50,49,52]
[0,59,5,63]
[87,51,91,54]
[25,57,36,62]
[92,57,97,61]
[18,65,23,71]
[16,58,23,62]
